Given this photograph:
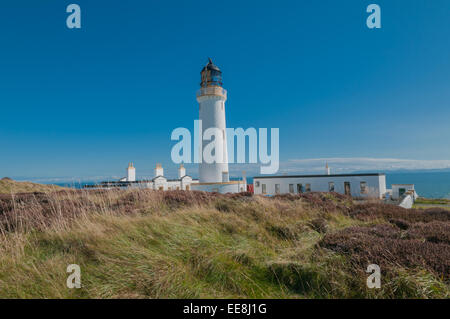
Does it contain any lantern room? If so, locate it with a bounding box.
[200,58,223,88]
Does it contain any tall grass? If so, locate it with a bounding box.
[0,189,448,298]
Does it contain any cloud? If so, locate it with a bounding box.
[285,158,450,173]
[228,158,450,176]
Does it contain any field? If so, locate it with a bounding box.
[0,188,448,298]
[414,198,450,210]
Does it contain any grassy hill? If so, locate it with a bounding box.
[0,189,448,298]
[0,177,64,194]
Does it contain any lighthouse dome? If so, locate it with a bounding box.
[200,58,223,87]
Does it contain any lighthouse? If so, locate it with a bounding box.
[197,59,229,183]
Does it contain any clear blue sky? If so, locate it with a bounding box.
[0,1,449,180]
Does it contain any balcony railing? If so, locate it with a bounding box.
[196,87,227,99]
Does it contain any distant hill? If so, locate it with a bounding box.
[0,177,65,194]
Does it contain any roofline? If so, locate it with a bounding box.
[192,181,243,186]
[253,173,386,179]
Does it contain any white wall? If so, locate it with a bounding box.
[253,174,386,199]
[191,181,246,194]
[127,168,136,182]
[197,93,229,183]
[379,175,387,196]
[153,176,167,190]
[399,194,414,209]
[392,184,415,200]
[180,176,192,190]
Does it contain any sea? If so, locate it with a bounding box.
[50,172,450,199]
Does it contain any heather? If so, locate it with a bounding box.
[0,189,448,298]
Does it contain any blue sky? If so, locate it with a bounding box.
[0,0,449,181]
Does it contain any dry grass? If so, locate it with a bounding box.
[0,189,448,299]
[0,177,64,194]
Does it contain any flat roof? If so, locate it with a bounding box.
[253,173,385,179]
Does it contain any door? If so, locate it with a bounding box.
[399,188,406,197]
[344,182,351,196]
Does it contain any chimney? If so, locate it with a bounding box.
[178,164,186,179]
[154,163,164,177]
[127,162,136,182]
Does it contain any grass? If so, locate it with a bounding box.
[0,177,64,194]
[413,197,450,210]
[415,198,450,205]
[0,189,448,299]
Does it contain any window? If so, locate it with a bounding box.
[289,184,294,193]
[328,182,335,192]
[297,184,303,193]
[275,184,280,194]
[360,182,368,194]
[305,184,311,192]
[262,184,267,194]
[344,182,351,195]
[255,181,260,187]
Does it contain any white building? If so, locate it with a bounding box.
[90,163,199,191]
[253,173,387,199]
[391,184,417,200]
[191,59,245,194]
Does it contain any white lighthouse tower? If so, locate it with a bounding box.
[197,58,229,183]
